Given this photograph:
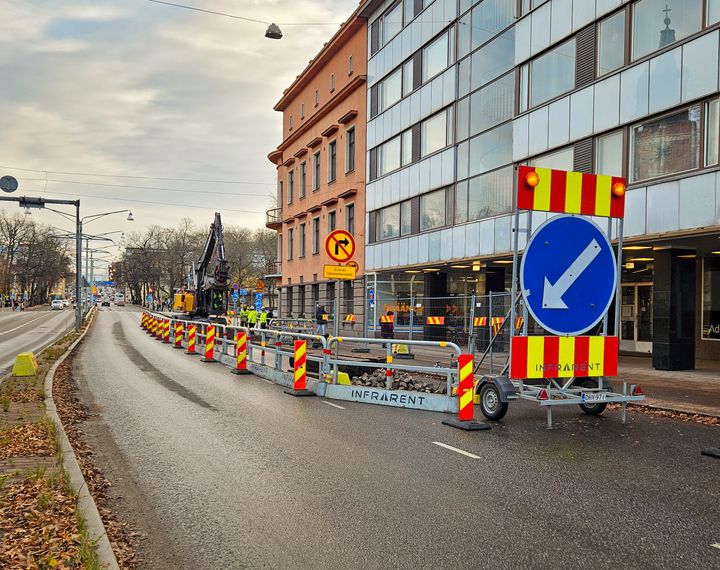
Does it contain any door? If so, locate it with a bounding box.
[620,283,653,354]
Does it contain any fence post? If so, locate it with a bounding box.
[442,354,490,431]
[284,340,315,397]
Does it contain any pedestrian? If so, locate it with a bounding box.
[259,307,268,329]
[247,306,257,329]
[380,310,395,340]
[240,305,249,328]
[315,304,327,336]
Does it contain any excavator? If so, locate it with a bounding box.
[173,212,229,322]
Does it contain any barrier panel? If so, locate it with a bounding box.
[441,354,490,431]
[163,319,171,344]
[231,330,252,375]
[173,321,184,349]
[186,323,197,355]
[201,324,217,363]
[284,340,314,397]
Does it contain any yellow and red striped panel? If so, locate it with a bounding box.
[457,354,475,421]
[427,316,445,325]
[473,316,487,327]
[517,166,626,218]
[293,340,307,390]
[510,336,618,379]
[344,314,356,322]
[379,315,394,323]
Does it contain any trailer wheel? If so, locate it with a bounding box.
[577,379,608,416]
[479,383,508,421]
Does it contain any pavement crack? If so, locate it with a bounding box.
[112,321,217,411]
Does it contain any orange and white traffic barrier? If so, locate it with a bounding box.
[163,319,171,343]
[201,324,217,363]
[442,354,490,431]
[231,331,252,375]
[284,340,314,397]
[185,324,197,355]
[173,321,184,349]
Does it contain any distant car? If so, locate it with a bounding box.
[51,299,63,310]
[101,300,110,307]
[62,299,70,307]
[114,297,125,307]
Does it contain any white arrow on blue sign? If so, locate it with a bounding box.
[520,215,617,336]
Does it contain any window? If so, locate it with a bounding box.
[277,180,283,206]
[523,38,576,110]
[400,200,412,235]
[455,180,468,223]
[289,115,293,129]
[468,122,513,177]
[348,54,353,74]
[705,99,720,166]
[287,228,294,260]
[299,223,306,258]
[422,31,449,82]
[301,103,305,119]
[467,166,513,220]
[378,204,400,240]
[379,135,401,176]
[528,146,574,170]
[328,210,336,232]
[469,72,514,137]
[402,129,413,165]
[313,152,321,191]
[703,257,720,340]
[598,10,626,76]
[330,73,335,92]
[346,203,355,234]
[402,59,414,96]
[315,89,319,106]
[710,0,720,25]
[630,105,701,182]
[470,0,515,51]
[383,2,403,44]
[346,128,356,173]
[632,0,702,60]
[596,131,624,177]
[420,188,447,231]
[312,217,320,254]
[421,110,450,157]
[287,170,294,204]
[470,28,514,92]
[328,140,337,183]
[381,67,402,111]
[404,0,416,22]
[299,162,307,199]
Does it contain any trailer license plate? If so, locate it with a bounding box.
[581,392,606,403]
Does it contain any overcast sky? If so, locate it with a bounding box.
[1,0,359,270]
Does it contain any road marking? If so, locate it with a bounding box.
[0,315,47,336]
[321,400,345,410]
[432,441,480,459]
[711,543,720,550]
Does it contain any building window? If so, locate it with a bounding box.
[328,210,337,232]
[468,29,514,95]
[703,257,720,340]
[346,127,356,173]
[630,105,701,182]
[595,130,624,177]
[468,72,514,138]
[383,1,403,45]
[301,103,305,119]
[400,200,412,235]
[528,146,575,170]
[287,228,294,261]
[346,203,355,234]
[287,170,294,205]
[705,98,720,166]
[458,0,515,59]
[421,109,451,157]
[315,89,319,106]
[377,204,400,240]
[289,115,293,129]
[378,135,401,176]
[464,166,513,222]
[299,223,306,258]
[312,217,320,254]
[313,152,321,191]
[380,67,402,112]
[521,37,576,111]
[330,74,335,92]
[422,31,450,82]
[299,162,307,199]
[401,129,413,166]
[328,140,337,183]
[420,188,447,231]
[277,180,283,206]
[598,10,626,76]
[402,59,414,96]
[348,54,353,74]
[632,0,702,61]
[467,122,513,177]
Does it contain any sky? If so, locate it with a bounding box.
[0,0,360,271]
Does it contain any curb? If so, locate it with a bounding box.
[43,308,121,570]
[627,401,720,420]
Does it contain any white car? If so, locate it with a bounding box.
[51,299,63,310]
[62,299,70,307]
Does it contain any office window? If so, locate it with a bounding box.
[455,180,468,223]
[400,200,412,235]
[468,122,513,177]
[466,166,513,220]
[378,204,400,240]
[598,10,626,76]
[470,0,515,50]
[287,228,294,260]
[329,140,337,183]
[346,203,355,234]
[404,0,416,22]
[312,217,320,254]
[330,73,335,92]
[287,170,294,204]
[346,128,356,172]
[596,130,624,177]
[632,0,702,60]
[420,188,447,231]
[706,99,720,166]
[381,67,402,111]
[422,31,449,82]
[710,0,720,25]
[378,135,401,176]
[328,210,336,232]
[402,59,414,96]
[301,103,305,119]
[630,105,701,182]
[299,223,306,258]
[702,257,720,340]
[470,28,515,92]
[523,38,576,110]
[402,129,413,165]
[421,109,451,157]
[529,146,574,170]
[469,72,514,137]
[299,162,307,198]
[383,2,403,44]
[348,54,353,74]
[313,152,321,191]
[315,89,319,106]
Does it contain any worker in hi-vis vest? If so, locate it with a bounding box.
[259,308,268,329]
[247,307,258,329]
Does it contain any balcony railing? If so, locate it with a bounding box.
[266,207,282,228]
[264,260,281,278]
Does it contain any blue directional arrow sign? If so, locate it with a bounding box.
[520,215,617,336]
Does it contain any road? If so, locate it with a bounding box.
[75,307,720,569]
[0,306,75,373]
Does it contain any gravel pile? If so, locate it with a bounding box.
[351,368,448,394]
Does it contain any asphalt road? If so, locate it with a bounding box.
[0,306,75,373]
[74,307,720,569]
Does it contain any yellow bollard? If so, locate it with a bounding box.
[12,352,38,377]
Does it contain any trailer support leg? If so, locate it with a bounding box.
[546,406,553,430]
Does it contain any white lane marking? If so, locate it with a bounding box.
[263,379,274,384]
[711,543,720,550]
[0,314,47,336]
[432,441,480,459]
[321,400,345,410]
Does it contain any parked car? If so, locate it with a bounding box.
[51,299,63,310]
[101,299,111,307]
[62,299,70,307]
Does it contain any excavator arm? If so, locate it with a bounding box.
[194,212,229,319]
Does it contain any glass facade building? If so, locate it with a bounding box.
[360,0,720,366]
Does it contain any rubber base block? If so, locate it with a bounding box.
[701,447,720,458]
[442,418,491,431]
[231,368,253,375]
[200,358,217,363]
[284,389,315,397]
[185,351,198,355]
[173,345,184,349]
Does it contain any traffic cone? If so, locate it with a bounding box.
[173,321,184,349]
[442,354,490,431]
[284,340,314,397]
[185,324,197,355]
[201,324,217,363]
[231,331,252,375]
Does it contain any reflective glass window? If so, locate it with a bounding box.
[595,130,624,177]
[470,28,515,91]
[383,2,403,44]
[400,200,412,235]
[420,189,447,231]
[528,146,574,170]
[468,122,513,177]
[598,11,625,76]
[469,72,514,136]
[705,98,720,166]
[423,32,449,82]
[471,0,515,49]
[421,111,448,157]
[381,68,402,111]
[530,38,575,108]
[710,0,720,25]
[402,129,413,165]
[455,180,469,223]
[632,0,702,60]
[379,204,401,240]
[379,136,402,176]
[467,166,513,220]
[403,60,414,96]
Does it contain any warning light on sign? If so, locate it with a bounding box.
[524,170,540,188]
[612,181,626,197]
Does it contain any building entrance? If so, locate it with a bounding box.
[620,283,653,354]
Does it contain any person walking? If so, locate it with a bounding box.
[259,307,268,329]
[247,306,258,329]
[315,304,327,336]
[380,310,395,339]
[240,305,249,328]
